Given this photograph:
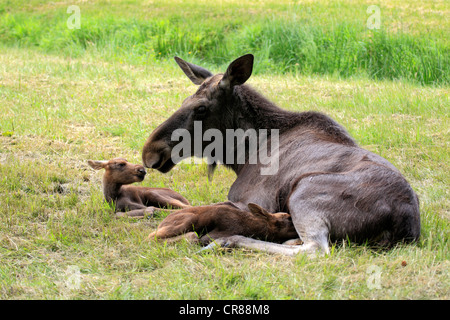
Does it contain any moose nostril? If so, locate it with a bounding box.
[151,156,163,169]
[142,153,162,169]
[138,168,146,175]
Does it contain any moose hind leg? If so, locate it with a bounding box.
[287,179,334,255]
[289,209,330,255]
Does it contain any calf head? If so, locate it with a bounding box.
[88,158,147,185]
[247,203,297,238]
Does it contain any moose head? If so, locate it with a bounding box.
[142,54,265,176]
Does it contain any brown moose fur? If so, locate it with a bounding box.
[148,202,298,245]
[142,54,421,255]
[88,158,190,217]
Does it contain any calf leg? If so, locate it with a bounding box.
[153,231,200,244]
[116,206,157,218]
[147,211,197,240]
[116,207,183,219]
[148,192,190,209]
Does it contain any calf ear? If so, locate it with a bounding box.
[174,57,213,85]
[219,54,254,89]
[247,202,271,220]
[87,160,108,170]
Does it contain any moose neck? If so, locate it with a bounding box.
[233,84,299,132]
[216,84,356,175]
[217,85,298,175]
[102,176,122,203]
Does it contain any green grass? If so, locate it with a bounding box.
[0,0,449,300]
[0,0,448,84]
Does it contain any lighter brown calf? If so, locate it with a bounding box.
[88,158,190,218]
[148,202,298,245]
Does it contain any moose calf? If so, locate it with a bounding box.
[88,158,190,217]
[148,202,298,245]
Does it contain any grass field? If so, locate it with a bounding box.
[0,0,448,300]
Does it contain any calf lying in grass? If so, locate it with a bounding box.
[148,202,299,245]
[88,158,190,217]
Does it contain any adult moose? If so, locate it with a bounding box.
[142,54,420,256]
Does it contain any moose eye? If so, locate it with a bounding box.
[117,163,126,168]
[196,105,207,114]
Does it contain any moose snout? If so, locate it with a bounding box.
[136,167,147,176]
[142,152,162,169]
[142,139,167,169]
[142,140,176,173]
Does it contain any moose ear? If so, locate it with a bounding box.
[174,57,214,85]
[207,162,217,182]
[87,160,108,170]
[219,54,254,90]
[247,202,271,220]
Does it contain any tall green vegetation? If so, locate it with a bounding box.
[0,1,448,84]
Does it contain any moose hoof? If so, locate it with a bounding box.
[218,235,244,248]
[115,212,127,218]
[144,206,156,218]
[283,238,304,246]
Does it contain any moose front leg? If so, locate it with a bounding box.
[116,206,157,218]
[211,235,321,257]
[146,192,191,210]
[116,205,184,219]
